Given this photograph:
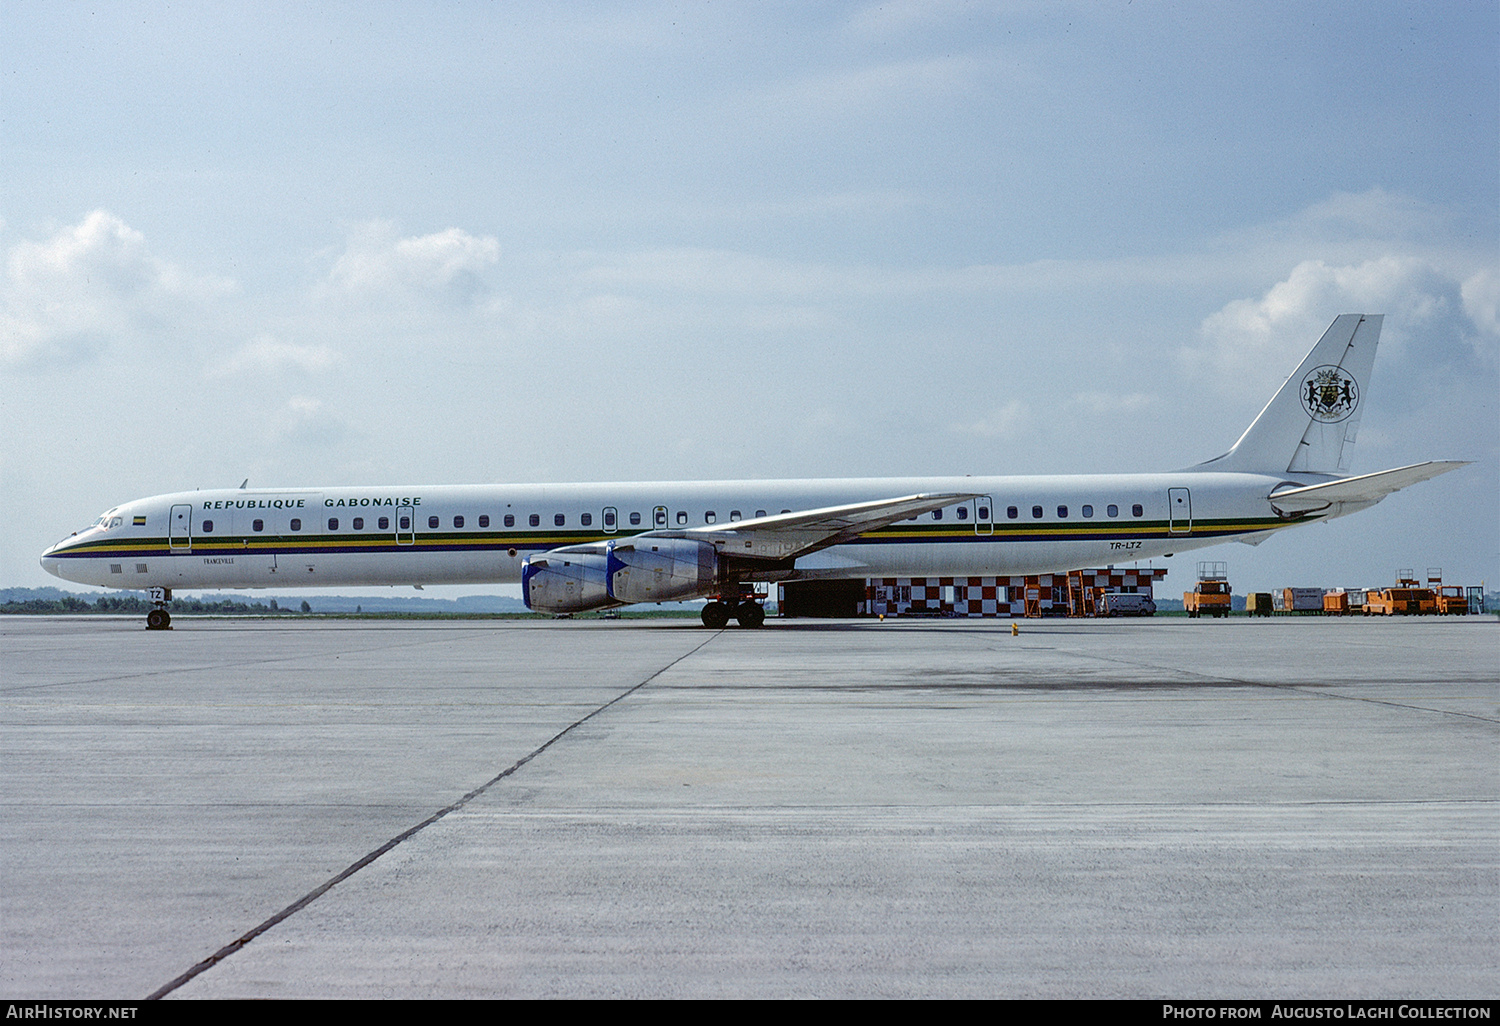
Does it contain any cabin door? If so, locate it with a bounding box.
[169,504,193,550]
[1167,488,1192,535]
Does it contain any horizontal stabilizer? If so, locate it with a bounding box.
[1268,461,1469,512]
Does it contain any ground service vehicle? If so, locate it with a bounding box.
[1364,580,1437,615]
[1185,561,1232,618]
[1096,592,1156,616]
[1434,586,1470,615]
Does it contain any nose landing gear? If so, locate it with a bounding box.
[146,587,172,630]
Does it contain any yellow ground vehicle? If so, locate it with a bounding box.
[1365,575,1436,615]
[1434,586,1469,615]
[1185,562,1232,618]
[1425,570,1471,615]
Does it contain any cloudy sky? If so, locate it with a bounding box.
[3,1,1496,597]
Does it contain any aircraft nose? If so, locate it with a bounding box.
[40,541,76,582]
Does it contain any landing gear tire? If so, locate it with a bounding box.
[701,601,731,629]
[734,602,765,628]
[146,608,171,630]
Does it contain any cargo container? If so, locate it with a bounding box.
[1245,592,1274,617]
[1280,587,1324,612]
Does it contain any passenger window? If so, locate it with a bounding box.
[399,516,410,530]
[705,512,716,524]
[1007,506,1018,519]
[328,518,339,531]
[603,511,615,527]
[529,514,540,527]
[353,517,364,530]
[290,519,302,531]
[1031,506,1043,519]
[450,516,461,528]
[580,513,592,527]
[253,519,264,532]
[755,510,767,519]
[202,520,214,532]
[1132,504,1144,517]
[378,517,389,530]
[554,514,565,526]
[630,512,641,526]
[1107,504,1119,518]
[1057,506,1068,519]
[978,506,989,520]
[478,515,489,528]
[504,514,515,527]
[676,511,688,525]
[1082,505,1093,518]
[931,510,942,520]
[428,516,439,529]
[655,509,667,527]
[957,507,968,520]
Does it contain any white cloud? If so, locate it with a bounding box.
[949,399,1029,440]
[207,335,341,378]
[1287,189,1462,244]
[1187,256,1492,393]
[1461,267,1500,342]
[0,211,234,368]
[1070,391,1154,415]
[323,222,500,302]
[770,55,980,114]
[269,395,350,447]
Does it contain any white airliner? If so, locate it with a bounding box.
[42,314,1465,629]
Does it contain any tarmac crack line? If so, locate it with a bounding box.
[144,628,725,1001]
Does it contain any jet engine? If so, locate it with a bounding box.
[522,536,721,612]
[520,548,615,613]
[604,537,718,604]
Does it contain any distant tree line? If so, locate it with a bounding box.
[1,594,309,615]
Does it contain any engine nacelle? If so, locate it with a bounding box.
[605,537,718,604]
[521,547,616,613]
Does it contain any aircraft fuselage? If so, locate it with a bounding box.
[41,471,1313,592]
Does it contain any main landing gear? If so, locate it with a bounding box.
[700,593,766,629]
[146,587,172,630]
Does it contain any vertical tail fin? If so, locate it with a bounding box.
[1198,314,1382,475]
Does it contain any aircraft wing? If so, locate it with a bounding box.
[640,492,981,561]
[1268,461,1470,513]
